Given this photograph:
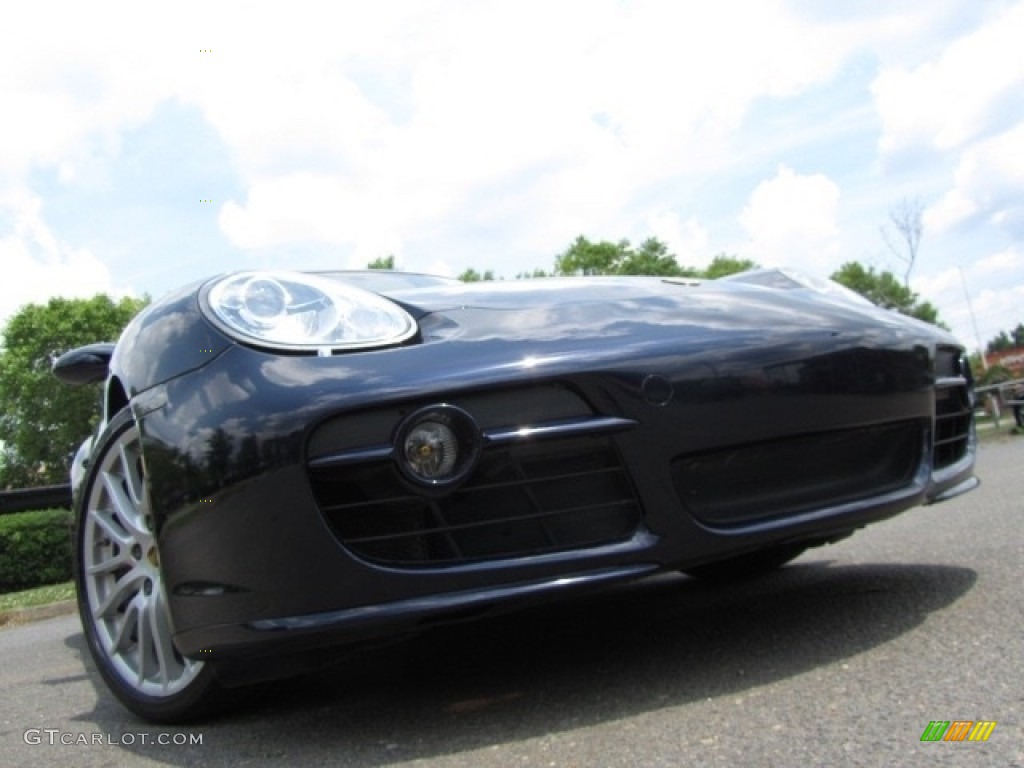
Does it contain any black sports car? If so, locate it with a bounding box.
[54,268,977,722]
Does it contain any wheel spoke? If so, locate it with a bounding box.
[92,566,146,621]
[135,596,150,689]
[119,442,146,509]
[106,595,140,656]
[146,589,176,691]
[90,507,132,552]
[101,470,147,539]
[86,547,131,575]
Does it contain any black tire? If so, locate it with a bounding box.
[682,543,808,581]
[74,409,224,722]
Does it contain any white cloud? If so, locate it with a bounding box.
[912,247,1024,352]
[924,188,978,236]
[912,267,962,302]
[739,165,841,273]
[0,190,123,324]
[973,247,1024,276]
[0,4,192,179]
[872,2,1024,157]
[954,281,1024,353]
[925,122,1024,235]
[219,174,362,248]
[421,258,456,279]
[171,0,871,259]
[646,211,711,269]
[0,0,1020,310]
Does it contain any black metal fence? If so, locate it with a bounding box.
[0,485,73,515]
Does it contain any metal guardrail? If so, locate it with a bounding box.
[0,484,73,514]
[974,377,1024,396]
[975,377,1024,429]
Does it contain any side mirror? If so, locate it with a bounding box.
[53,343,116,386]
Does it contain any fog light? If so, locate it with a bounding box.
[404,421,457,478]
[396,405,480,489]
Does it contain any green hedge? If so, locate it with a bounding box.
[0,509,73,593]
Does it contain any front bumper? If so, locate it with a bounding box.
[133,313,975,663]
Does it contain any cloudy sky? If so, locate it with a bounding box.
[2,0,1022,354]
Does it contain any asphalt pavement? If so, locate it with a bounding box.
[1,435,1021,767]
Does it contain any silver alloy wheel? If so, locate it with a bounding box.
[80,421,203,697]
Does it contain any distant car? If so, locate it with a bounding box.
[54,268,977,722]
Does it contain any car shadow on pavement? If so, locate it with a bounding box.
[67,559,976,765]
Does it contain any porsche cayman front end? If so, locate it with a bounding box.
[55,269,976,721]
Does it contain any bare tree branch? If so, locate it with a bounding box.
[880,197,924,287]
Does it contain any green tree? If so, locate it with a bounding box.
[554,236,627,276]
[367,255,395,270]
[204,428,234,488]
[516,268,551,279]
[702,254,757,279]
[552,236,758,279]
[458,268,496,282]
[987,331,1013,354]
[0,294,149,488]
[617,238,697,277]
[553,236,698,277]
[986,323,1024,354]
[976,363,1013,387]
[830,262,942,326]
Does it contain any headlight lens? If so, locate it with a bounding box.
[203,271,417,352]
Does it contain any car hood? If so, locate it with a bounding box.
[111,270,961,399]
[366,272,953,345]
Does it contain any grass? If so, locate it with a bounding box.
[0,580,75,614]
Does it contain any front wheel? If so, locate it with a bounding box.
[74,410,223,722]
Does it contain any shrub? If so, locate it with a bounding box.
[0,509,73,592]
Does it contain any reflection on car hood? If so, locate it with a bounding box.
[363,273,900,324]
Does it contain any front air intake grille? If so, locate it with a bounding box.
[310,435,640,565]
[672,420,925,527]
[933,347,973,471]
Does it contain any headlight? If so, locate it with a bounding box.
[202,271,417,352]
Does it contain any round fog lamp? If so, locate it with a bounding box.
[404,421,458,479]
[395,406,481,489]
